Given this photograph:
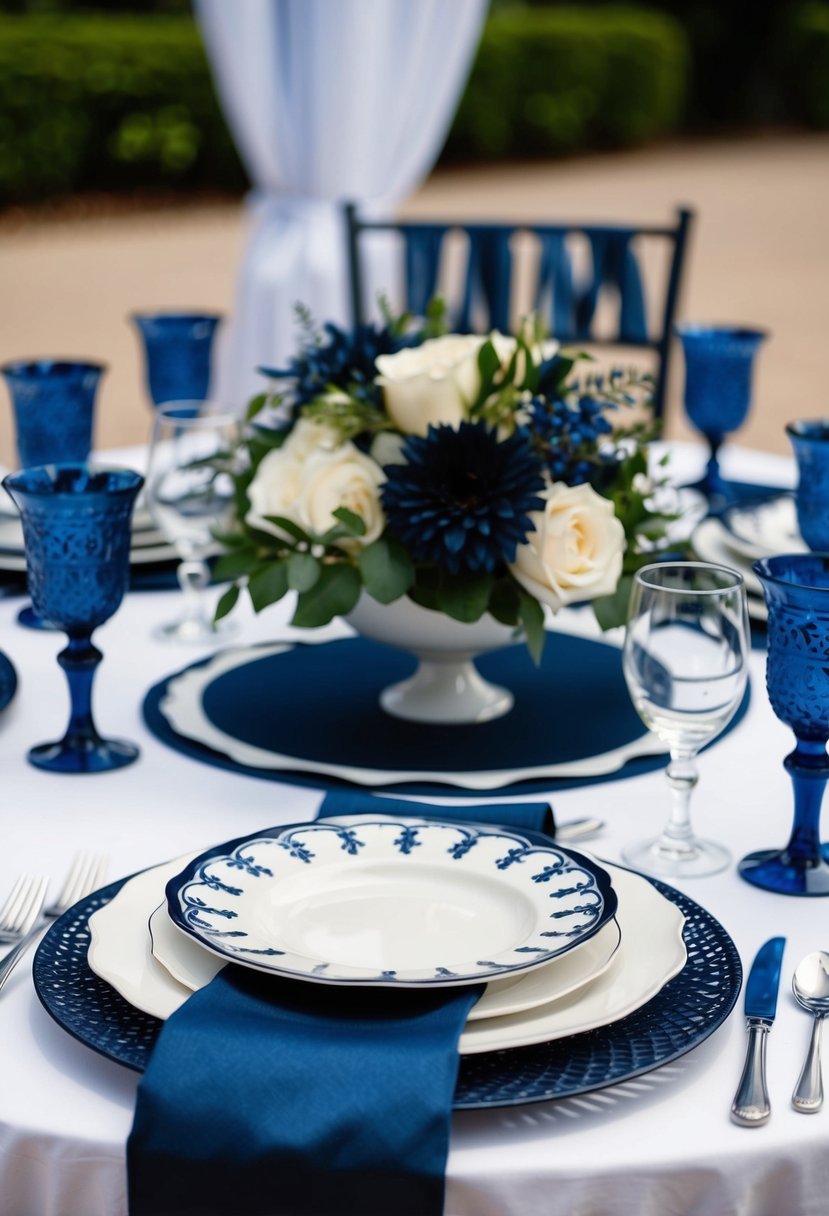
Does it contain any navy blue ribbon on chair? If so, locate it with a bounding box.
[127,797,555,1216]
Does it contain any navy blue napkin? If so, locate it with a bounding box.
[128,798,551,1216]
[128,968,480,1216]
[317,790,556,836]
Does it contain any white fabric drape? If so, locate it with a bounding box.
[195,0,488,408]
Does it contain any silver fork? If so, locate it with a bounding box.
[0,852,109,995]
[0,874,50,946]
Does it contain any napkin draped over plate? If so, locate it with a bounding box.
[127,795,555,1216]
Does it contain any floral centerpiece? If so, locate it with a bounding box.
[214,307,671,668]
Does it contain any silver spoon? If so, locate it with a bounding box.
[791,951,829,1113]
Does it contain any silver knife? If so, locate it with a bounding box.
[731,936,786,1127]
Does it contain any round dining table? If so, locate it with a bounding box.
[0,440,827,1216]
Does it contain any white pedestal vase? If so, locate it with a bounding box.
[345,594,517,725]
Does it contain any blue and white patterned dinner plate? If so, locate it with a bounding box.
[166,820,616,988]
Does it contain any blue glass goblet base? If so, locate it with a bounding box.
[738,743,829,895]
[29,736,139,775]
[28,637,140,775]
[738,847,829,896]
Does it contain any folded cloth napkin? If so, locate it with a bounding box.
[128,798,552,1216]
[316,790,556,835]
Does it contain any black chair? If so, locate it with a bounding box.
[344,202,694,420]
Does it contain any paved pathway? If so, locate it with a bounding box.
[1,133,827,466]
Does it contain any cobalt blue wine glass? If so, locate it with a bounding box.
[787,420,829,551]
[739,554,829,895]
[675,326,767,504]
[3,464,144,774]
[131,313,221,409]
[1,358,106,630]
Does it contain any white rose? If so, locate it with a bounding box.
[369,431,408,467]
[296,444,385,546]
[245,432,385,547]
[281,416,342,460]
[375,334,484,436]
[245,444,306,539]
[509,481,625,611]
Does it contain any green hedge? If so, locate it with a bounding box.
[443,6,689,160]
[0,7,689,206]
[0,14,245,204]
[785,3,829,127]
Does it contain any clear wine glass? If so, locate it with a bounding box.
[145,401,239,644]
[622,561,750,878]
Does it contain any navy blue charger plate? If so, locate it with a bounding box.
[32,872,741,1109]
[0,649,17,710]
[142,634,750,796]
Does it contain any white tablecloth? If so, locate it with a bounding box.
[0,442,826,1216]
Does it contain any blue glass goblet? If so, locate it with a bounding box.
[1,358,106,631]
[2,464,144,774]
[131,313,221,408]
[675,326,767,504]
[0,358,104,468]
[739,554,829,895]
[787,420,829,551]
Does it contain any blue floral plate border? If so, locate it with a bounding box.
[33,868,741,1109]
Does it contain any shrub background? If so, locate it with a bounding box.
[0,2,826,207]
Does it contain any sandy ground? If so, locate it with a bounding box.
[1,132,827,467]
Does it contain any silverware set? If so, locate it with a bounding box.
[732,938,829,1124]
[0,852,108,995]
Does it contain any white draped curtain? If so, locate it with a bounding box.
[195,0,488,408]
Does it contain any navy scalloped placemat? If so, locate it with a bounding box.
[143,634,750,796]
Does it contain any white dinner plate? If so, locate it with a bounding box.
[148,897,622,1021]
[165,820,616,987]
[87,850,686,1055]
[721,494,805,560]
[691,518,767,619]
[159,643,667,790]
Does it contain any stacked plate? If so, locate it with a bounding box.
[0,494,178,574]
[692,493,806,622]
[85,816,689,1057]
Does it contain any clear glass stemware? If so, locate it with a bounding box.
[145,401,239,644]
[622,561,750,878]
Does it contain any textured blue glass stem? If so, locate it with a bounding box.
[783,741,829,866]
[58,636,104,751]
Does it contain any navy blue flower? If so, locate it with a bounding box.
[381,422,546,575]
[260,322,413,415]
[528,393,614,485]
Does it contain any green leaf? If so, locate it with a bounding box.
[517,591,546,665]
[262,515,311,544]
[245,392,269,420]
[592,575,632,631]
[214,583,240,623]
[357,538,414,604]
[248,561,290,613]
[331,506,366,537]
[291,563,362,628]
[477,338,501,385]
[407,566,440,611]
[437,572,493,623]
[212,548,260,583]
[287,552,321,592]
[488,576,521,625]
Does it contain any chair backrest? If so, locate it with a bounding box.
[344,203,694,420]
